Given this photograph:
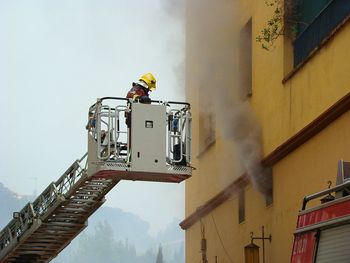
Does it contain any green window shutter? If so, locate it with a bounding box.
[297,0,333,34]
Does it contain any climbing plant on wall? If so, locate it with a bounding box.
[256,0,301,50]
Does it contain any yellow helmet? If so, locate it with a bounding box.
[139,72,156,91]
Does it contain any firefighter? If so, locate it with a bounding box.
[85,111,96,131]
[126,72,156,103]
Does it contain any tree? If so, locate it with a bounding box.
[72,221,119,263]
[156,244,164,263]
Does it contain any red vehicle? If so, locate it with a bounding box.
[291,162,350,263]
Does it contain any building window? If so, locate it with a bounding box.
[198,111,215,154]
[198,99,215,156]
[293,0,350,66]
[239,18,252,97]
[238,190,245,224]
[265,188,273,207]
[265,167,273,207]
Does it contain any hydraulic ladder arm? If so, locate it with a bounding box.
[0,98,193,263]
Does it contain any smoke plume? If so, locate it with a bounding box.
[160,0,186,19]
[186,0,272,195]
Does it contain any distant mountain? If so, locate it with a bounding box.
[0,183,31,229]
[0,183,184,263]
[53,207,184,263]
[88,206,156,252]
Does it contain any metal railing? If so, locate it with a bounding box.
[167,108,192,164]
[0,153,88,252]
[294,0,350,66]
[301,180,350,210]
[87,97,192,166]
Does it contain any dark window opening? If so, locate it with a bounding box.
[265,167,273,207]
[265,188,273,207]
[198,99,216,157]
[239,190,245,224]
[239,18,252,98]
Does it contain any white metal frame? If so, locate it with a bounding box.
[0,153,88,254]
[87,98,192,167]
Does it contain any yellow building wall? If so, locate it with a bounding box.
[270,111,350,262]
[184,0,350,262]
[286,24,350,138]
[186,111,350,263]
[250,3,350,155]
[237,0,350,155]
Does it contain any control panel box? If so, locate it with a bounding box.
[130,103,167,173]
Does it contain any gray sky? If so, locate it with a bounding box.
[0,0,185,235]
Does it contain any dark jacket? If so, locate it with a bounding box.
[126,83,151,103]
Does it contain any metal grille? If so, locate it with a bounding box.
[167,166,192,174]
[315,223,350,263]
[104,162,129,169]
[294,0,350,66]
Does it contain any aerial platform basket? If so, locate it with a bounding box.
[87,97,193,183]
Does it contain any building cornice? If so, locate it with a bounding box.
[179,174,249,230]
[262,91,350,166]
